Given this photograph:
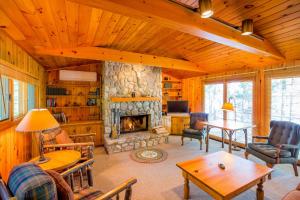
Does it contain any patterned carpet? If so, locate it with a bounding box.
[130,148,168,163]
[93,136,299,200]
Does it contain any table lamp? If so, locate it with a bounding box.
[16,109,59,164]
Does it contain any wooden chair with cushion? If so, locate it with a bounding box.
[181,112,208,150]
[245,120,300,178]
[43,128,96,161]
[0,161,137,200]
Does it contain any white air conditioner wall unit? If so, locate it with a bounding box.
[59,70,97,82]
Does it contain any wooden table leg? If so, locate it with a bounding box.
[206,127,210,152]
[221,130,224,148]
[184,177,190,200]
[228,131,233,153]
[244,129,248,147]
[256,179,264,200]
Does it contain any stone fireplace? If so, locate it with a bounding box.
[102,61,167,154]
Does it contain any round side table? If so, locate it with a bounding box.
[30,150,81,171]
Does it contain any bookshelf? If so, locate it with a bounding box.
[46,64,103,146]
[46,83,101,122]
[162,73,183,113]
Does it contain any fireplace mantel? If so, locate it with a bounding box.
[110,97,160,102]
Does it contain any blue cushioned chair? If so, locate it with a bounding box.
[181,112,208,150]
[245,120,300,178]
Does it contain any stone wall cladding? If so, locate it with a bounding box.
[102,61,163,148]
[104,132,169,154]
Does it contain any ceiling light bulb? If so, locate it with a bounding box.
[241,19,253,35]
[198,0,214,18]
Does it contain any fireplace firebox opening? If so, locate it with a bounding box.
[120,114,149,134]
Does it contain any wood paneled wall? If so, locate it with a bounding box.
[181,60,300,136]
[0,30,45,181]
[182,77,202,112]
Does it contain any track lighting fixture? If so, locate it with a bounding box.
[241,19,253,35]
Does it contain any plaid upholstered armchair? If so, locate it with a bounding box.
[0,160,137,200]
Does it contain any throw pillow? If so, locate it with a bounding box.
[195,120,205,130]
[56,130,74,144]
[44,128,61,145]
[46,170,74,200]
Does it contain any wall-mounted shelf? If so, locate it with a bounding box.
[110,97,160,102]
[46,95,100,98]
[162,73,183,112]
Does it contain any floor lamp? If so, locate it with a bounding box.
[16,109,59,164]
[221,97,240,151]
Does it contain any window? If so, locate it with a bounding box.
[13,80,25,118]
[271,77,300,123]
[0,72,38,127]
[227,81,253,143]
[204,80,254,143]
[27,83,35,111]
[0,76,9,121]
[205,83,224,121]
[204,83,224,138]
[227,81,253,123]
[271,77,300,160]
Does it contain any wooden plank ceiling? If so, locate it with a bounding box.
[0,0,299,76]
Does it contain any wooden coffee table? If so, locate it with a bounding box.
[176,151,272,200]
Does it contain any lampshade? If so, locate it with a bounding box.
[221,102,235,111]
[16,109,59,132]
[198,0,214,18]
[241,19,253,35]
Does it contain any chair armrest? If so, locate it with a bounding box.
[276,144,299,150]
[95,178,137,200]
[184,124,190,129]
[252,136,269,139]
[44,142,94,149]
[252,135,269,143]
[60,159,94,178]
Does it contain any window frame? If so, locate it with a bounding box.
[266,70,300,129]
[0,76,11,123]
[203,76,257,145]
[0,74,38,130]
[27,83,36,112]
[13,79,27,119]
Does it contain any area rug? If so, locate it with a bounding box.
[130,148,168,163]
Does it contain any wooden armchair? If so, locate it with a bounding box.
[60,159,137,200]
[0,160,137,200]
[43,129,96,160]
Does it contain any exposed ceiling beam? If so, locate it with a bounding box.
[68,0,284,60]
[34,46,205,73]
[0,9,25,40]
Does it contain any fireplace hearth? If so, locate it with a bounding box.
[120,114,149,134]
